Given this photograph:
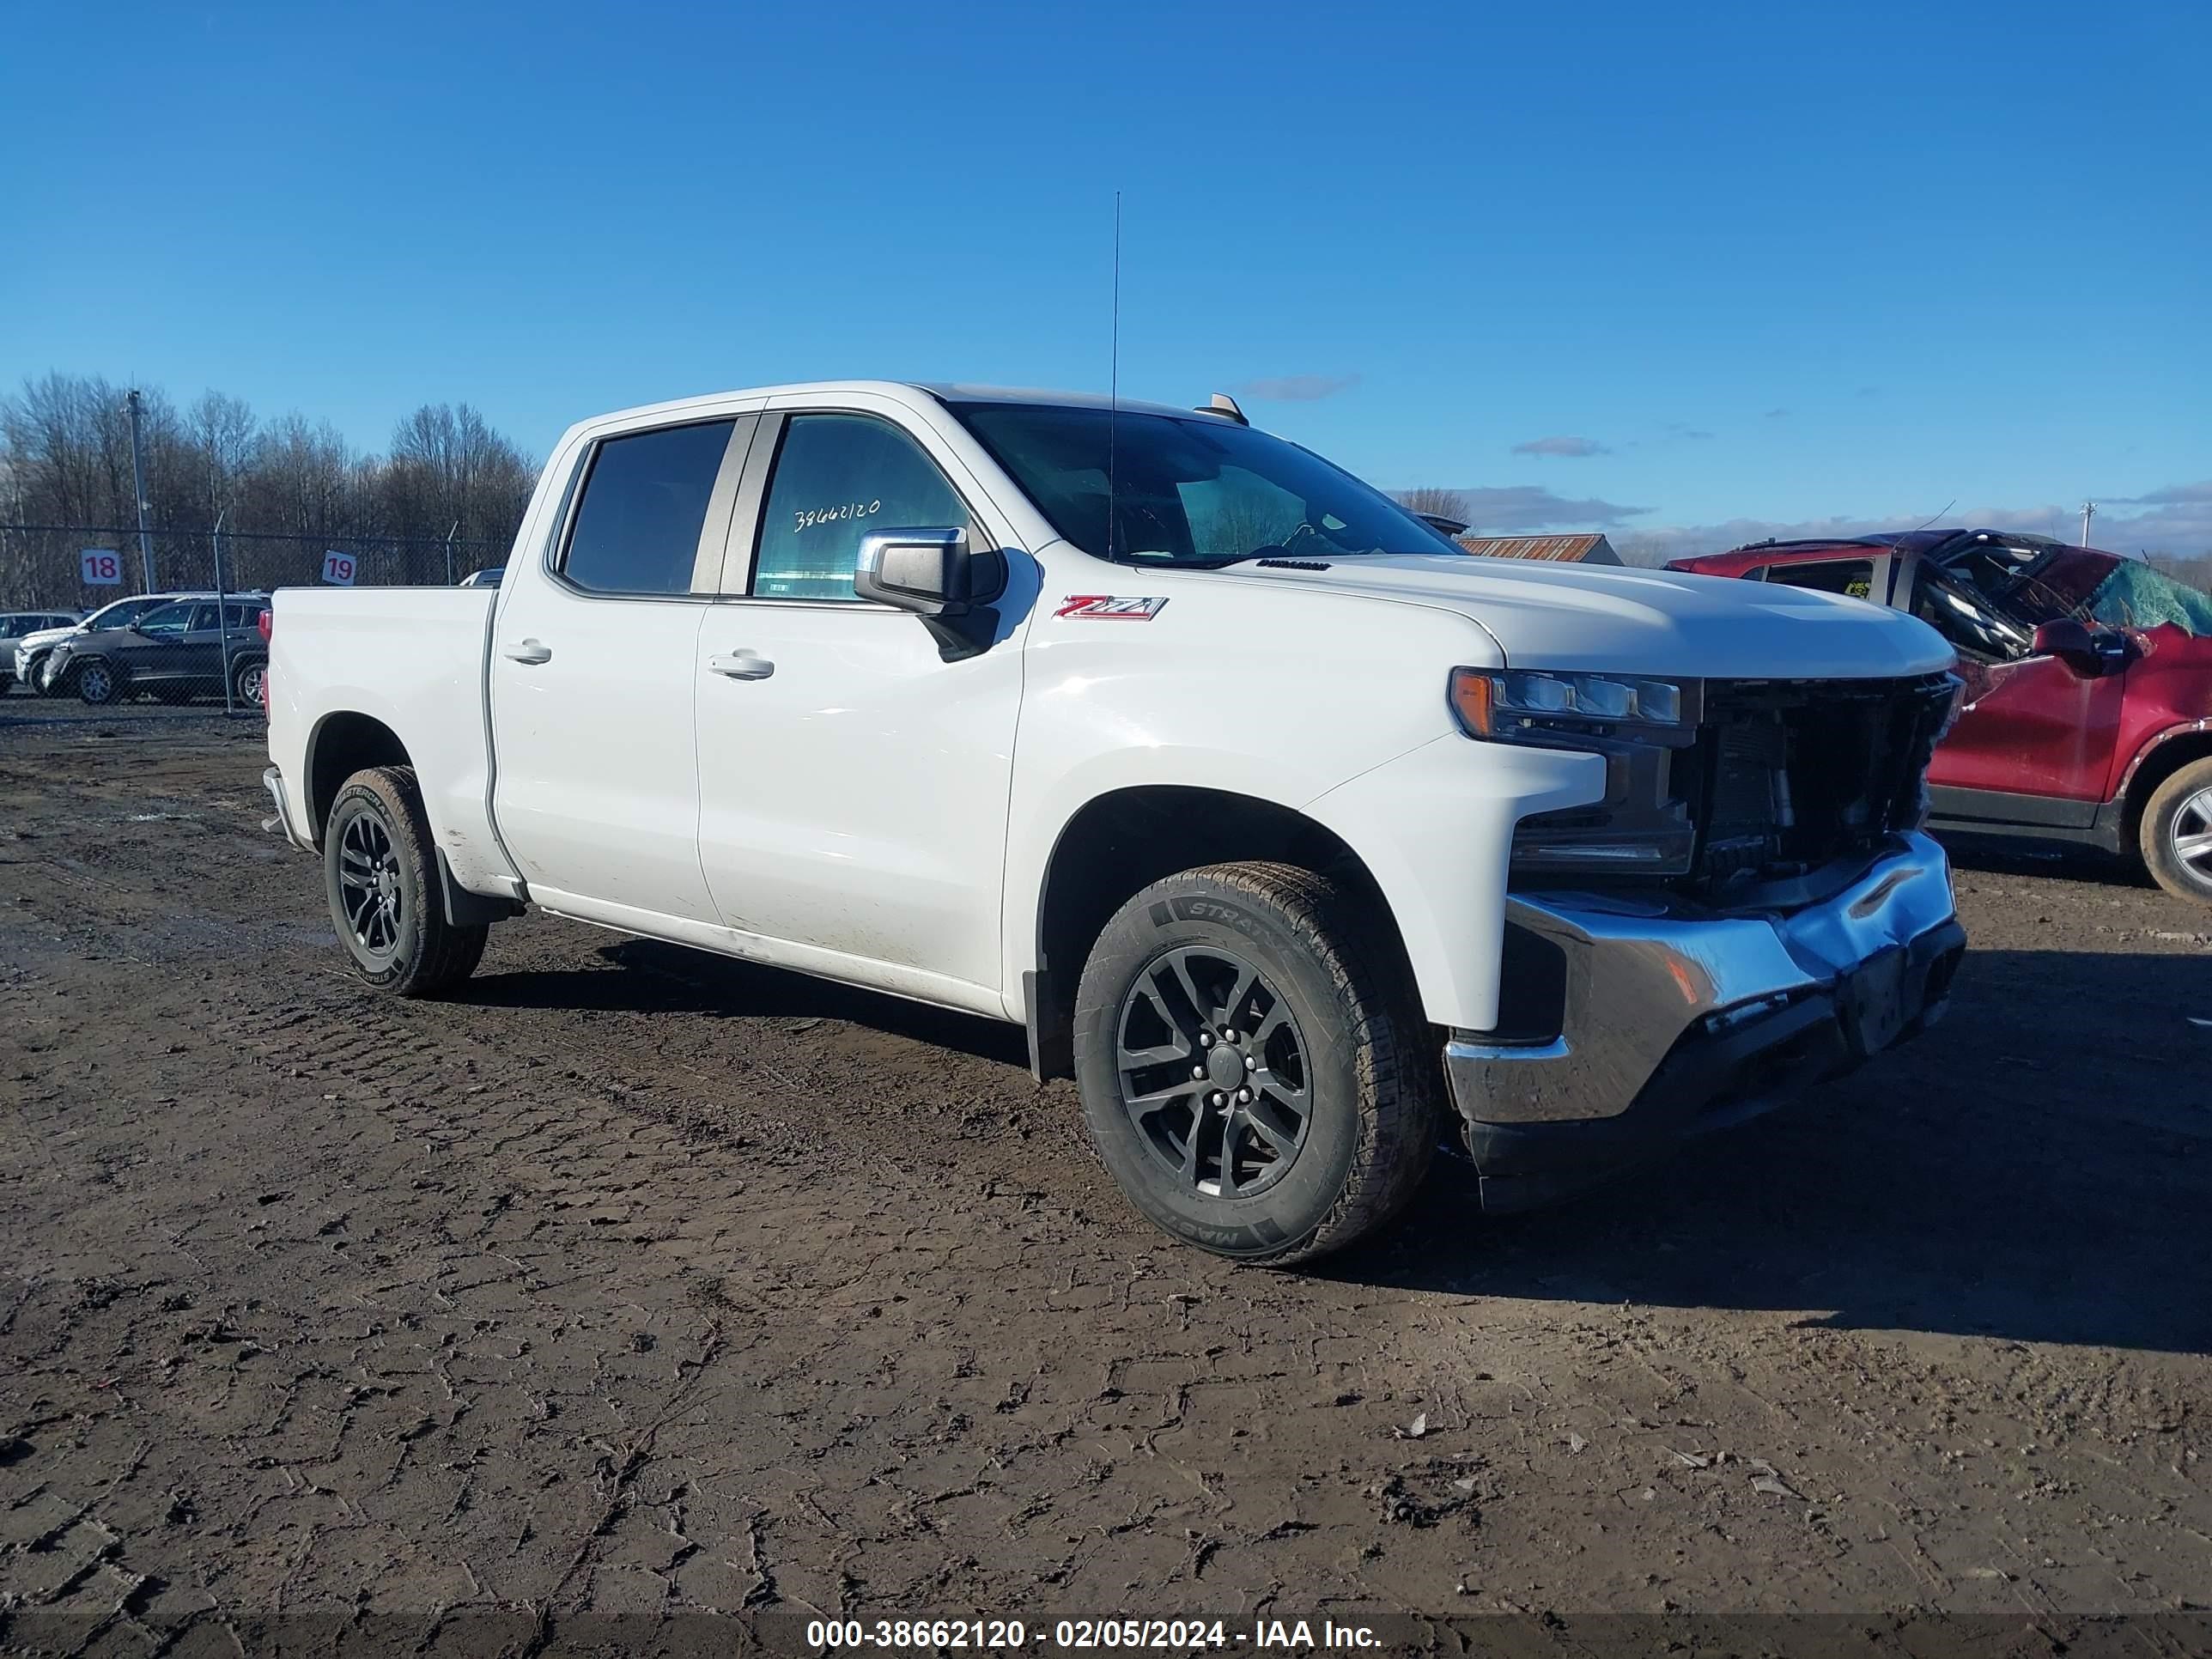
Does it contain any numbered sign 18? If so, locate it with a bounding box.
[80,549,124,586]
[321,550,357,586]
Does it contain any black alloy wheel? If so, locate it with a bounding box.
[322,765,489,994]
[1115,945,1312,1199]
[337,805,405,963]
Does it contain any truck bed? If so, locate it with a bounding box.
[264,585,517,895]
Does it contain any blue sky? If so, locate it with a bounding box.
[4,0,2207,555]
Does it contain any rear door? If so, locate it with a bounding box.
[489,410,761,924]
[174,602,231,690]
[690,398,1029,1006]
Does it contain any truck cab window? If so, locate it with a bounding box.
[562,419,736,595]
[1764,558,1875,600]
[752,414,970,601]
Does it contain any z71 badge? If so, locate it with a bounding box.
[1054,595,1169,620]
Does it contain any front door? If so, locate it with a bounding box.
[109,602,198,684]
[1911,564,2128,805]
[489,413,758,924]
[692,402,1029,1009]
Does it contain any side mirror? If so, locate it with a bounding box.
[2031,619,2101,678]
[854,527,1002,618]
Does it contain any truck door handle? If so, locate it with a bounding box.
[708,650,775,681]
[502,638,552,665]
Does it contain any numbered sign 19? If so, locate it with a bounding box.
[320,550,357,586]
[80,549,124,586]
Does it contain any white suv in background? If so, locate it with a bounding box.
[1,610,83,691]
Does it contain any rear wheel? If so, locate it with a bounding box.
[2140,756,2212,905]
[1072,861,1437,1265]
[74,659,125,705]
[324,765,488,994]
[233,657,266,706]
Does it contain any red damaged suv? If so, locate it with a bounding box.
[1669,530,2212,903]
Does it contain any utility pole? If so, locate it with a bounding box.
[212,510,234,716]
[2080,501,2095,548]
[127,389,155,590]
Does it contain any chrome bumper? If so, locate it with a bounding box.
[1446,832,1966,1208]
[262,764,313,853]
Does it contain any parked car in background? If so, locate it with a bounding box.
[44,594,271,707]
[457,566,504,587]
[0,610,83,690]
[1669,530,2212,903]
[12,594,185,695]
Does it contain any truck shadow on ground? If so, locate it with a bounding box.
[1335,946,2212,1356]
[467,939,2208,1356]
[463,937,1036,1068]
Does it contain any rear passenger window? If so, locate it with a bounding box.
[752,415,970,601]
[562,420,736,595]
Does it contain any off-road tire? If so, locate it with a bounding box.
[324,765,489,995]
[1073,860,1438,1266]
[2139,755,2212,906]
[73,659,125,705]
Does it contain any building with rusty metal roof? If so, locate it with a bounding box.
[1454,533,1622,565]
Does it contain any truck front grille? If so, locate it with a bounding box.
[1688,672,1957,888]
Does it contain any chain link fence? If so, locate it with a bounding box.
[0,524,507,612]
[3,524,509,710]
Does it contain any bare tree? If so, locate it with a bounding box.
[186,392,258,523]
[386,403,537,550]
[1393,487,1470,526]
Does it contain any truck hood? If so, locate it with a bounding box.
[1217,553,1955,679]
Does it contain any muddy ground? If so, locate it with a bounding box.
[2,704,2208,1655]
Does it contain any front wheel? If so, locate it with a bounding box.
[2140,756,2212,905]
[74,659,125,705]
[324,765,488,995]
[1072,861,1438,1266]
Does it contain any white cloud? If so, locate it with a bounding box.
[1434,485,1650,531]
[1609,488,2212,568]
[1510,434,1610,458]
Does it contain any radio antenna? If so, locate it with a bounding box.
[1907,497,1955,534]
[1108,190,1121,564]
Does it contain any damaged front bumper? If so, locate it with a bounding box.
[1446,831,1966,1212]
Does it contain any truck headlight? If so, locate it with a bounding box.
[1449,668,1703,877]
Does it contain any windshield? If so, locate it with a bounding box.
[85,597,157,629]
[2085,561,2212,635]
[952,403,1461,567]
[1936,537,2212,639]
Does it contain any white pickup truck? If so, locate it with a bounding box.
[264,381,1966,1263]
